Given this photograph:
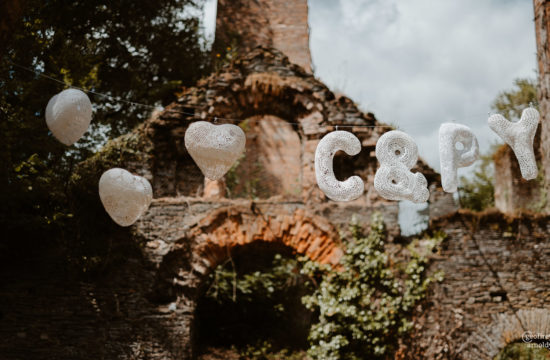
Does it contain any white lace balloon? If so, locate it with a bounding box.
[315,131,364,201]
[184,121,246,180]
[45,89,92,145]
[438,123,479,192]
[99,168,153,227]
[374,130,429,203]
[488,108,539,180]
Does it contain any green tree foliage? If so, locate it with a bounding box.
[0,0,210,248]
[492,78,538,121]
[458,147,496,211]
[301,214,444,360]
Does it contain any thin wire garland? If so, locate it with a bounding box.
[4,60,509,129]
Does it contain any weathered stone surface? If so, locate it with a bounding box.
[403,211,550,359]
[3,203,550,359]
[215,0,312,72]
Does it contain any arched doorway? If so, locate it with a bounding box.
[181,205,343,358]
[194,241,312,358]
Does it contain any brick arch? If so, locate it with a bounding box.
[463,308,550,359]
[189,205,343,277]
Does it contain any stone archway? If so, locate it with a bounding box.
[160,204,342,358]
[188,205,343,277]
[462,308,550,359]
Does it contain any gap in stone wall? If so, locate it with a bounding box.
[194,241,312,357]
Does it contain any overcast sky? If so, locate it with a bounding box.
[203,0,536,172]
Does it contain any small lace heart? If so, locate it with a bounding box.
[45,89,92,145]
[99,168,153,227]
[184,121,246,180]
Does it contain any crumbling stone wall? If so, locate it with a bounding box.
[408,211,550,359]
[494,144,543,213]
[3,202,549,359]
[103,47,441,206]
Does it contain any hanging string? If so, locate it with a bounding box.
[5,60,398,129]
[6,59,511,130]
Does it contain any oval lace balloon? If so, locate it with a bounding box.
[315,131,364,201]
[438,123,479,192]
[45,89,92,145]
[184,121,246,180]
[99,168,153,227]
[488,108,539,180]
[374,130,429,203]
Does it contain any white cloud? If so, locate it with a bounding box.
[309,0,536,171]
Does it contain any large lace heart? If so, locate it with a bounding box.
[184,121,246,180]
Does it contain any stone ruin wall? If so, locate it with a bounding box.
[3,200,550,359]
[0,47,547,360]
[409,211,550,359]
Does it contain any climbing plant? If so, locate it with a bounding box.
[301,213,444,360]
[195,214,444,359]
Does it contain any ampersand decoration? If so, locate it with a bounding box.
[315,131,364,201]
[488,107,540,180]
[99,168,153,227]
[45,88,93,145]
[184,121,246,180]
[374,130,429,203]
[438,123,479,192]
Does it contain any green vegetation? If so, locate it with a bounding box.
[302,214,444,360]
[197,215,445,360]
[0,0,210,267]
[492,78,538,122]
[197,251,311,358]
[494,342,550,360]
[458,146,497,211]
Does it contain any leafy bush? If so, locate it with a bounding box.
[301,214,444,360]
[196,215,444,360]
